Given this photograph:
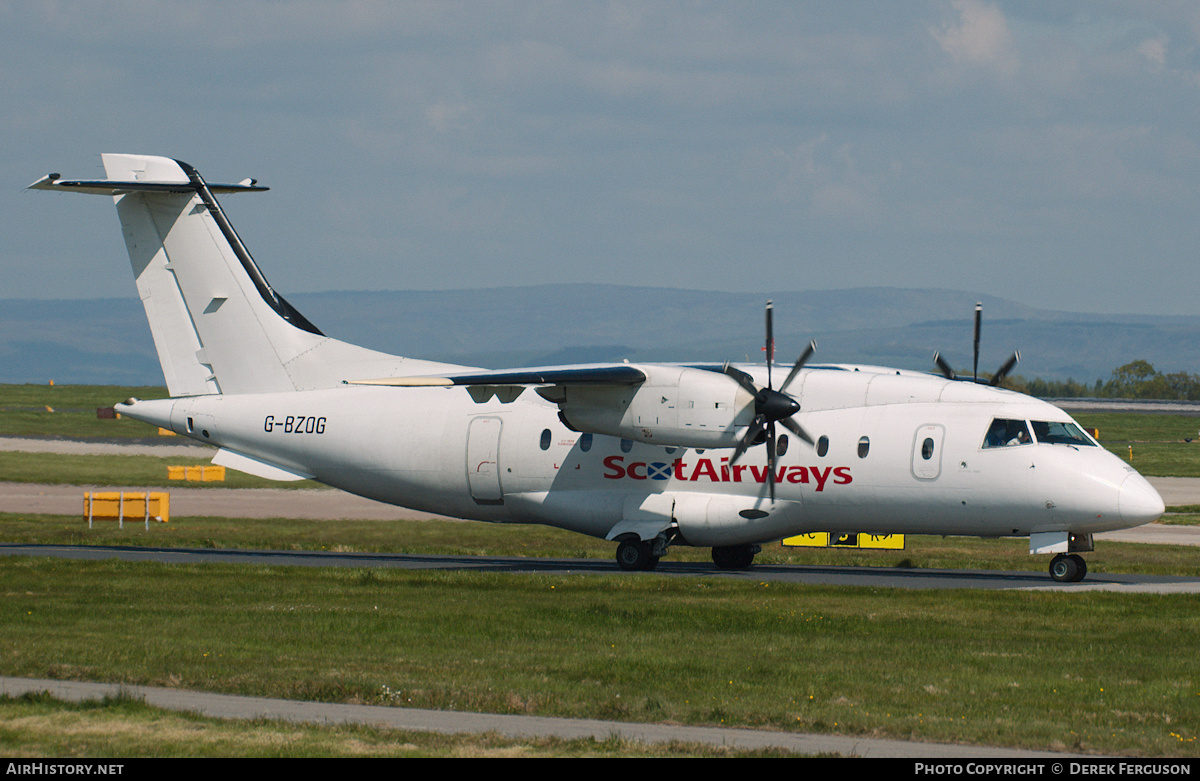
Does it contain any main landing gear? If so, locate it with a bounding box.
[613,538,762,572]
[711,544,760,570]
[1049,553,1088,583]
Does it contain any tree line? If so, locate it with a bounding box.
[1004,360,1200,400]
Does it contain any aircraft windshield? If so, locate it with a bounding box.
[983,418,1032,448]
[1031,420,1097,447]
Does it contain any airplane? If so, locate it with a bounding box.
[29,154,1165,582]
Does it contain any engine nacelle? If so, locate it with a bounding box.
[543,364,755,449]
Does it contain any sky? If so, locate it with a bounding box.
[3,1,1200,316]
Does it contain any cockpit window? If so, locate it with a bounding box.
[983,418,1032,448]
[1031,420,1097,447]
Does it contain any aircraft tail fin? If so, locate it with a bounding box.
[30,154,442,396]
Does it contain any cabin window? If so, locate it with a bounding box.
[817,435,829,457]
[983,418,1032,448]
[776,434,789,457]
[857,436,870,458]
[539,428,552,450]
[620,438,633,453]
[579,432,593,452]
[1031,421,1097,447]
[921,437,935,460]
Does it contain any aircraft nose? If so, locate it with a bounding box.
[1119,472,1165,527]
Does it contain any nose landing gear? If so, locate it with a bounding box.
[1049,553,1088,583]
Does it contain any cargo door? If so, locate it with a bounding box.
[466,416,504,505]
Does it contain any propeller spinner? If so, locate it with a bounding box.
[722,301,816,501]
[932,302,1020,387]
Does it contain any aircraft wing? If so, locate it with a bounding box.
[345,364,648,388]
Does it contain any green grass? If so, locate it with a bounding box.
[0,451,320,489]
[1074,413,1200,477]
[0,692,792,758]
[1073,413,1200,443]
[1,556,1197,757]
[0,384,170,440]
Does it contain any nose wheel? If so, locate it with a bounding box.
[1049,553,1087,583]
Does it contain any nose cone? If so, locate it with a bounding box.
[1119,472,1165,527]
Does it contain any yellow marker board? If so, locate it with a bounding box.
[167,465,226,482]
[783,532,904,550]
[84,491,170,528]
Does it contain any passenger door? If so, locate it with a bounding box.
[911,424,945,480]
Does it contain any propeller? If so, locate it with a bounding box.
[932,302,1020,387]
[722,301,817,501]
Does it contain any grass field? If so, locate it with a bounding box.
[2,556,1199,757]
[2,385,1199,758]
[0,384,169,440]
[0,692,789,758]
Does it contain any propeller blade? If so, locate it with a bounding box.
[933,351,956,380]
[779,415,815,446]
[779,340,816,394]
[722,362,759,397]
[988,351,1021,387]
[973,302,982,382]
[766,422,777,503]
[764,300,775,388]
[730,416,767,466]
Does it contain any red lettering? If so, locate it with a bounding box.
[690,458,719,482]
[605,456,851,487]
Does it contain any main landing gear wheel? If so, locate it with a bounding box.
[711,544,758,570]
[1049,553,1088,583]
[615,539,660,571]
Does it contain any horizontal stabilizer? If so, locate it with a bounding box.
[28,173,267,196]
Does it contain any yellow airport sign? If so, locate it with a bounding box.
[84,491,170,528]
[783,532,904,550]
[167,465,226,482]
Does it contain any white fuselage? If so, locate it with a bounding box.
[118,363,1164,549]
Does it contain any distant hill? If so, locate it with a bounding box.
[4,285,1200,386]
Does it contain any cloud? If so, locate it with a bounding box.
[931,0,1018,76]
